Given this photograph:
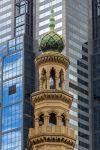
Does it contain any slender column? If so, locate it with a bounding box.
[55,75,59,89]
[44,112,49,126]
[35,118,39,127]
[35,117,39,134]
[47,76,50,89]
[61,74,64,90]
[57,115,62,126]
[66,113,69,126]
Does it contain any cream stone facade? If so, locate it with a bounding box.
[28,51,76,150]
[28,10,76,150]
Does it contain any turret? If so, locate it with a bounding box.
[28,10,76,150]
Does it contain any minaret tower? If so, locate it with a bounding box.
[28,10,76,150]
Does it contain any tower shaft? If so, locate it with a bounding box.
[28,52,76,150]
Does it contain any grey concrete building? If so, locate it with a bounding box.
[36,0,91,150]
[0,0,15,44]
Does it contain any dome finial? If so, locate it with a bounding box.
[39,9,65,52]
[49,9,55,31]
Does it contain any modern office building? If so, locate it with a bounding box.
[0,0,14,44]
[92,0,100,149]
[0,0,93,150]
[0,0,36,150]
[36,0,91,150]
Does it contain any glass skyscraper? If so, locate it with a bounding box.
[0,0,93,150]
[0,0,14,44]
[0,0,35,150]
[36,0,91,150]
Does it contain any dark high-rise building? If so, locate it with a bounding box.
[0,0,36,150]
[92,0,100,149]
[0,0,93,150]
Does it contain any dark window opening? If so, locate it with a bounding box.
[49,113,56,125]
[9,85,16,95]
[77,60,88,70]
[69,82,88,95]
[59,69,64,88]
[39,114,44,126]
[61,114,66,126]
[82,46,88,53]
[50,68,56,89]
[78,113,89,122]
[78,122,89,130]
[79,141,89,149]
[78,104,89,113]
[78,78,88,87]
[82,55,88,61]
[78,96,89,104]
[78,69,88,78]
[79,131,89,139]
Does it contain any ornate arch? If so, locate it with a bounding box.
[61,114,66,126]
[49,67,56,89]
[49,112,57,126]
[39,113,44,126]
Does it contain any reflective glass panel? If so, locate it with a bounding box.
[3,51,23,80]
[3,77,22,105]
[1,129,21,150]
[2,102,22,132]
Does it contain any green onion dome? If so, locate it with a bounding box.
[39,10,65,53]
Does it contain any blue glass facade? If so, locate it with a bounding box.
[1,36,23,150]
[2,104,22,149]
[3,52,23,81]
[0,0,35,149]
[0,43,8,150]
[3,77,22,106]
[0,34,34,150]
[2,102,22,132]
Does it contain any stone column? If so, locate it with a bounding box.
[35,118,39,127]
[44,112,49,126]
[61,71,64,90]
[47,76,50,89]
[57,115,62,126]
[55,75,59,89]
[66,113,69,126]
[35,118,39,133]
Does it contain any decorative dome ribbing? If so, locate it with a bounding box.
[39,10,65,52]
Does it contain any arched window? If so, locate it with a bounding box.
[50,68,56,89]
[39,114,44,126]
[59,69,64,88]
[61,114,66,126]
[41,68,47,89]
[49,113,57,125]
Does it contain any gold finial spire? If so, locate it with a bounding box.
[49,9,55,31]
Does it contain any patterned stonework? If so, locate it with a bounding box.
[28,51,76,150]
